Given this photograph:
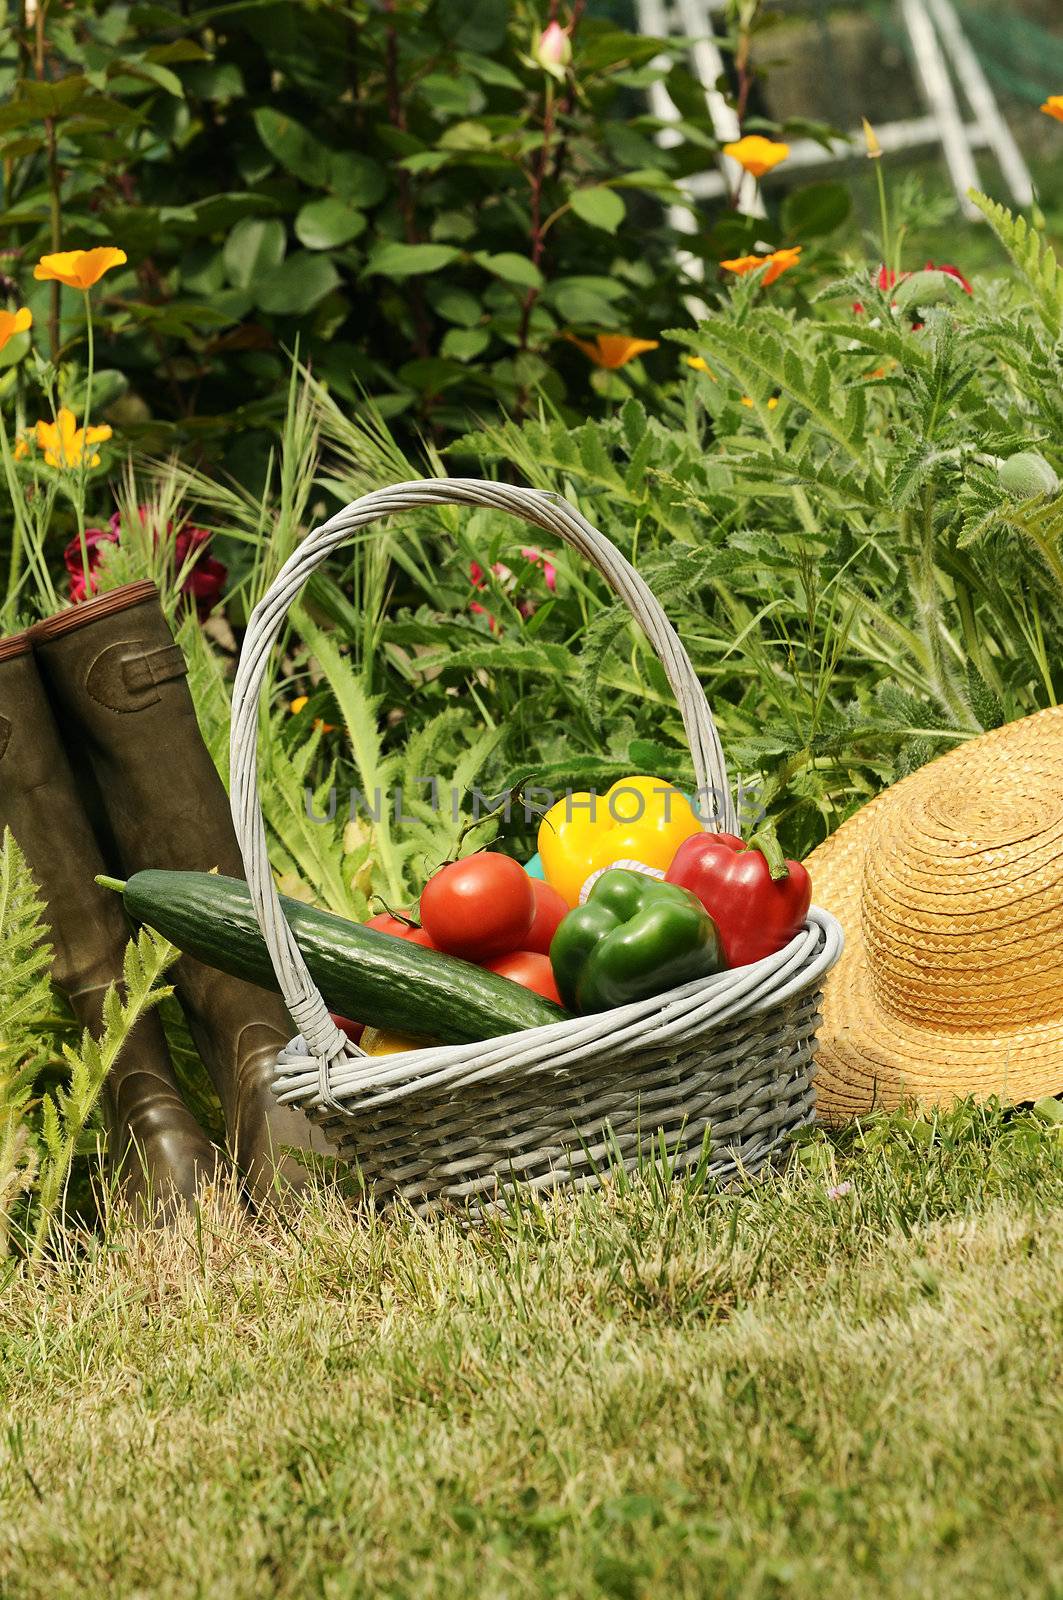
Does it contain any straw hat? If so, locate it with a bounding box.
[805,705,1063,1119]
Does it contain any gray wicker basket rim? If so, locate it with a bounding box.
[228,478,843,1126]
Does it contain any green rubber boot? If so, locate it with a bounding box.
[0,631,221,1217]
[32,584,326,1203]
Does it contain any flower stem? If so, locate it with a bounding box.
[873,156,891,279]
[75,289,94,596]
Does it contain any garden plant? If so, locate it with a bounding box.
[0,3,1061,1594]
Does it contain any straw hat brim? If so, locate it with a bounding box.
[805,707,1063,1121]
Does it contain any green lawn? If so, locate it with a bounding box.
[1,1102,1060,1599]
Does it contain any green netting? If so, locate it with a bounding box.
[606,1,1063,108]
[786,2,1063,107]
[951,3,1063,102]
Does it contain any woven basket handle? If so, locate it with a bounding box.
[229,479,737,1061]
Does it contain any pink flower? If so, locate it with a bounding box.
[63,507,227,618]
[469,547,557,630]
[533,21,572,79]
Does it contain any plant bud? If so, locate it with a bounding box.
[998,451,1060,499]
[891,269,964,311]
[533,22,572,79]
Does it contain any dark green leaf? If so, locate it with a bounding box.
[475,251,542,289]
[441,327,490,362]
[569,187,626,234]
[328,152,387,207]
[432,0,509,52]
[223,217,285,289]
[458,50,523,90]
[255,252,341,315]
[295,198,365,250]
[182,62,245,99]
[253,106,330,185]
[781,181,852,240]
[428,285,483,327]
[365,242,461,279]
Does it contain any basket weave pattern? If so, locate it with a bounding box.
[229,480,843,1213]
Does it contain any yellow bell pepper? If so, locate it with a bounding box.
[537,775,704,907]
[360,1026,437,1055]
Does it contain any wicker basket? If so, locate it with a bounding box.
[229,480,843,1213]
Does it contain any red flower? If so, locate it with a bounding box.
[853,264,900,314]
[925,260,973,294]
[64,523,120,604]
[853,260,971,317]
[63,507,227,618]
[469,547,557,630]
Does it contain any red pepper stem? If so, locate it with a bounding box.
[746,828,790,882]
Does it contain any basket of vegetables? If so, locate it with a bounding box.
[133,481,843,1213]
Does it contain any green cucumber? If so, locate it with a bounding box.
[111,870,568,1044]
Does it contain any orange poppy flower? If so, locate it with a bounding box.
[26,408,112,470]
[720,246,802,287]
[290,696,337,734]
[0,307,32,353]
[1040,97,1063,123]
[722,135,790,179]
[564,333,659,369]
[34,247,128,290]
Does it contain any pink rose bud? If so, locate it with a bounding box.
[533,21,572,79]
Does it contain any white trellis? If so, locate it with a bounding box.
[638,0,1035,236]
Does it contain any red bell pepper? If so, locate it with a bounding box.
[664,833,811,968]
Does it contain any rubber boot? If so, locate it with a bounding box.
[31,584,327,1202]
[0,631,220,1217]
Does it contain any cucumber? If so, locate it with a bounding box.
[115,870,568,1044]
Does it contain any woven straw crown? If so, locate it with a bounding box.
[806,706,1063,1117]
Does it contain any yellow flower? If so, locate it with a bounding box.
[722,135,790,179]
[0,307,32,354]
[13,436,29,460]
[1040,97,1063,124]
[720,246,802,287]
[33,247,127,290]
[741,395,779,409]
[31,408,112,470]
[686,356,716,377]
[564,333,659,369]
[861,117,882,159]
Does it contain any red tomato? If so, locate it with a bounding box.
[365,909,437,949]
[420,854,535,960]
[483,950,562,1005]
[330,1013,364,1045]
[525,879,569,955]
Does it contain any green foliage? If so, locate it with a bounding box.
[0,0,850,471]
[0,828,180,1256]
[29,923,179,1258]
[0,829,54,1253]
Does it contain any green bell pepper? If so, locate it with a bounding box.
[549,867,726,1013]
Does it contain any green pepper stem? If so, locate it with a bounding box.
[746,828,790,882]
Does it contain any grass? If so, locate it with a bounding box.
[0,1101,1060,1599]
